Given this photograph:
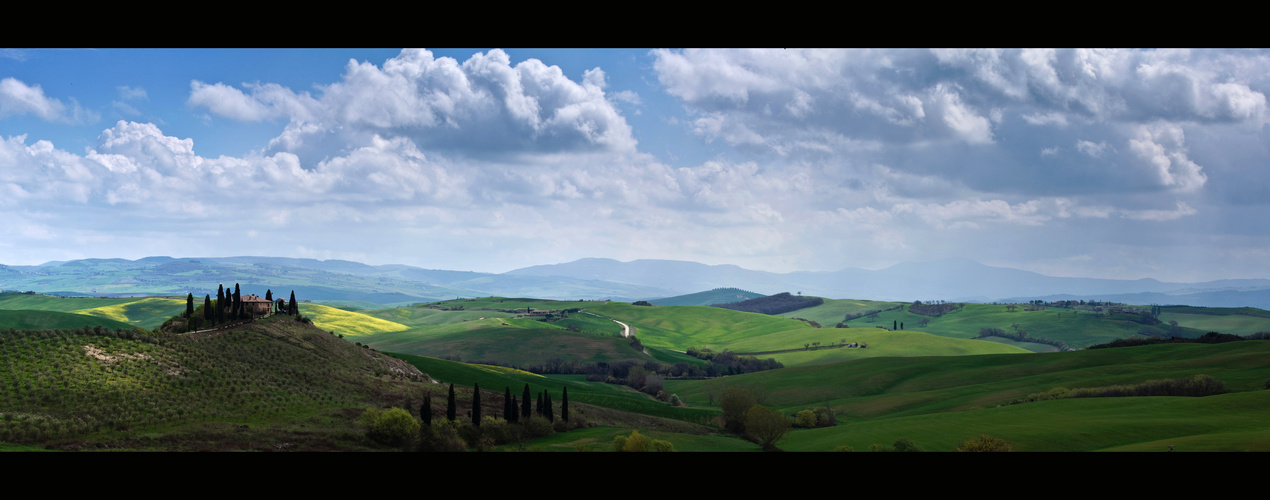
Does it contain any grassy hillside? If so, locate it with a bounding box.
[297,303,410,337]
[1158,311,1270,336]
[0,310,140,332]
[0,292,144,313]
[775,298,905,326]
[654,340,1270,451]
[650,288,765,306]
[369,325,647,367]
[0,293,184,330]
[0,315,431,450]
[778,389,1270,452]
[841,303,1199,349]
[73,297,185,329]
[750,330,1029,366]
[668,341,1270,411]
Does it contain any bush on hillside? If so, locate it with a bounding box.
[611,430,676,452]
[892,437,924,452]
[956,434,1013,452]
[793,407,835,428]
[361,407,419,447]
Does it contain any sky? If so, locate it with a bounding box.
[1,48,1268,282]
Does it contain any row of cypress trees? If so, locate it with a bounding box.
[429,383,570,428]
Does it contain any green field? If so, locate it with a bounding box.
[650,288,765,307]
[372,326,644,367]
[777,389,1270,451]
[839,303,1207,349]
[1159,311,1270,336]
[0,293,184,330]
[297,303,410,337]
[0,310,140,331]
[775,298,905,326]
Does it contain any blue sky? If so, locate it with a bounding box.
[2,48,1268,282]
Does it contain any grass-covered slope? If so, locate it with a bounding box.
[72,297,185,329]
[0,293,185,330]
[0,310,139,332]
[0,315,429,450]
[778,389,1270,452]
[1158,309,1270,336]
[369,325,647,367]
[297,303,410,337]
[650,288,765,306]
[661,340,1270,450]
[774,298,904,326]
[670,341,1270,411]
[750,330,1028,366]
[841,303,1200,349]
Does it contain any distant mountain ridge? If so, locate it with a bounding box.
[4,255,1270,308]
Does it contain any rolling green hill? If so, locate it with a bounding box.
[839,302,1206,349]
[368,325,646,367]
[0,293,184,330]
[659,340,1270,450]
[650,288,765,306]
[0,315,432,450]
[297,303,410,337]
[0,310,140,332]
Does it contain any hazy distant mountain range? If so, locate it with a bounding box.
[3,256,1270,309]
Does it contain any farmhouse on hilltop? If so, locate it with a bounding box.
[241,294,273,316]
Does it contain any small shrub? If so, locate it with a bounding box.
[867,443,889,452]
[956,434,1013,452]
[520,416,554,439]
[892,437,923,452]
[651,438,676,452]
[612,430,674,452]
[794,409,818,428]
[833,444,855,452]
[419,420,467,452]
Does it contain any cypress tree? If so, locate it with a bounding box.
[472,382,481,426]
[510,397,519,423]
[216,285,225,323]
[503,387,512,421]
[546,392,554,422]
[447,384,456,421]
[421,395,432,425]
[562,386,569,422]
[233,284,241,320]
[203,294,213,322]
[893,320,897,330]
[289,291,297,316]
[522,384,532,420]
[536,392,543,417]
[186,293,194,318]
